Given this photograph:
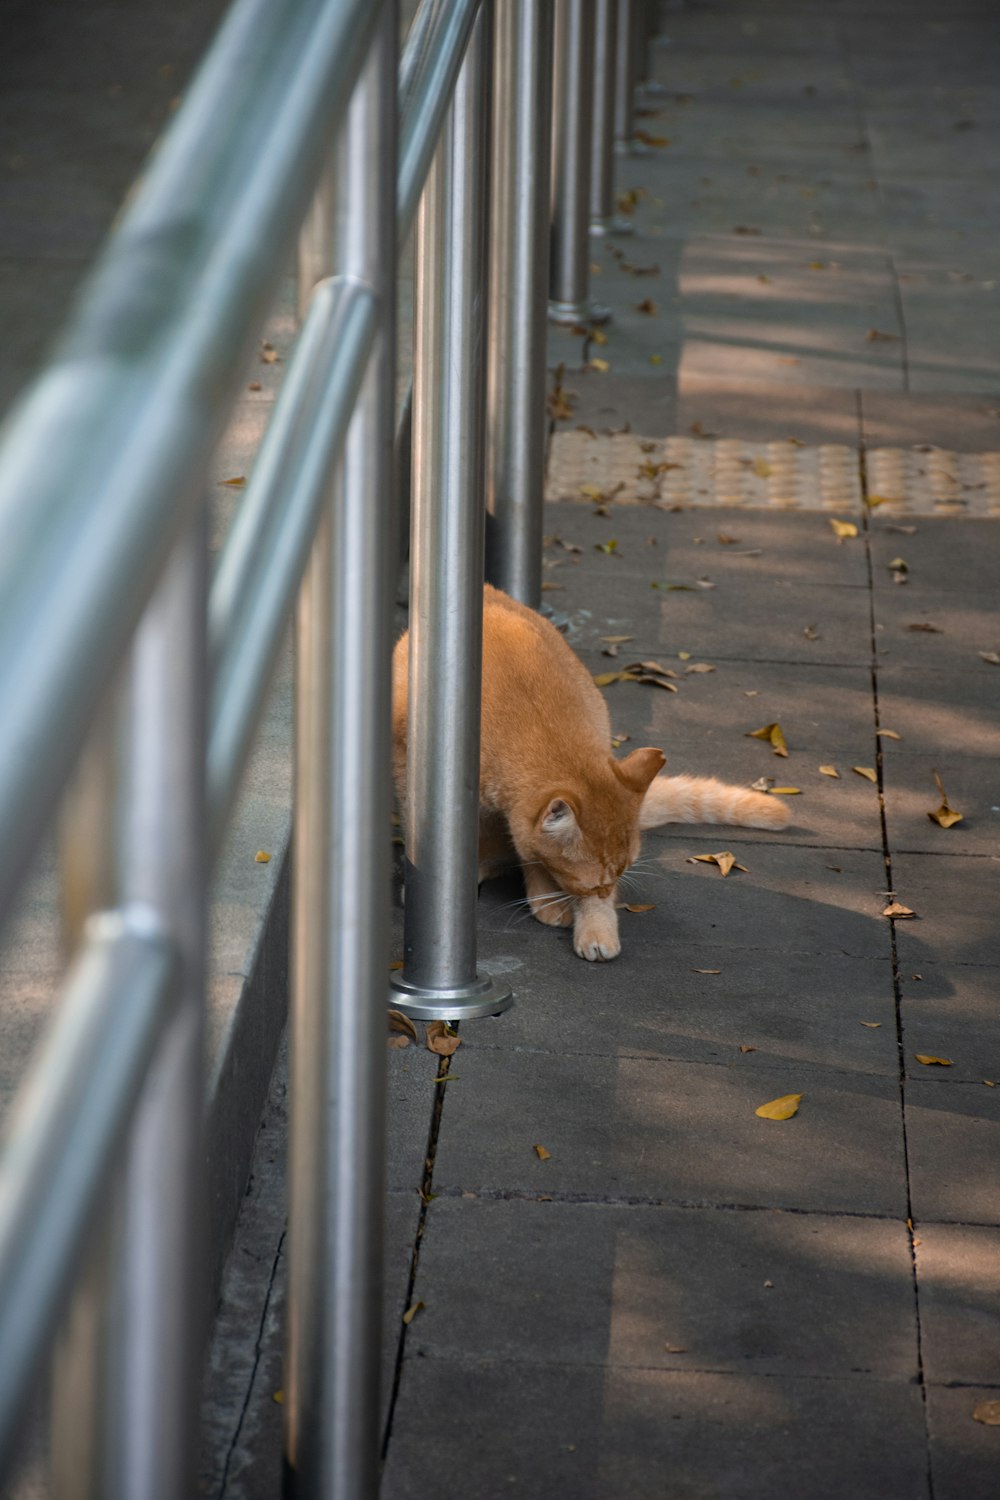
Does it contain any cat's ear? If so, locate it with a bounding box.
[539,796,579,838]
[613,746,666,794]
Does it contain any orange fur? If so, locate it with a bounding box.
[393,585,789,962]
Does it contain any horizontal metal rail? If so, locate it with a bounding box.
[0,908,176,1470]
[0,0,378,935]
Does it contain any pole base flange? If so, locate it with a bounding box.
[389,970,514,1022]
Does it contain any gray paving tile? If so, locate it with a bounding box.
[412,1198,916,1377]
[927,1384,1000,1500]
[861,393,1000,451]
[869,520,1000,598]
[891,853,1000,969]
[874,664,1000,761]
[867,108,1000,180]
[905,1078,1000,1225]
[475,926,897,1076]
[550,370,679,435]
[900,274,1000,396]
[384,1359,929,1500]
[433,1049,908,1216]
[872,591,1000,672]
[899,966,1000,1086]
[883,754,1000,857]
[677,373,862,446]
[917,1223,1000,1386]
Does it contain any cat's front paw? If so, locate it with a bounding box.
[573,904,621,961]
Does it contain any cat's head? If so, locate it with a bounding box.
[528,747,665,898]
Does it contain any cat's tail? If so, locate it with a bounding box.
[640,774,790,831]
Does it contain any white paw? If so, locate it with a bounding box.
[573,926,621,962]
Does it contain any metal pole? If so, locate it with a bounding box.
[549,0,609,326]
[614,0,644,155]
[105,519,208,1500]
[285,2,398,1492]
[391,3,512,1023]
[485,0,554,606]
[590,1,633,236]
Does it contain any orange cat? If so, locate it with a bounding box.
[392,584,788,962]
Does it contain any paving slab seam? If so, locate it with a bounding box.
[403,1348,922,1386]
[452,1044,899,1083]
[860,479,935,1491]
[214,1228,286,1500]
[428,1185,912,1223]
[380,1049,457,1462]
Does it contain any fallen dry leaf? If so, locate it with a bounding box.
[692,968,722,974]
[819,765,840,778]
[580,483,605,502]
[749,776,773,792]
[747,722,789,757]
[717,533,741,545]
[533,1144,552,1160]
[876,729,901,741]
[589,356,610,373]
[883,902,916,919]
[852,766,878,782]
[402,1301,424,1325]
[738,1044,757,1053]
[973,1400,1000,1426]
[426,1021,461,1057]
[255,849,271,863]
[684,662,716,674]
[860,1021,882,1029]
[595,538,618,554]
[753,457,773,478]
[979,651,1000,665]
[914,1054,953,1067]
[664,1344,687,1354]
[389,1009,418,1042]
[769,787,801,795]
[387,1035,410,1050]
[620,903,656,913]
[908,621,942,633]
[828,518,858,540]
[220,475,246,488]
[866,328,900,341]
[623,660,679,678]
[803,624,820,641]
[273,1389,285,1405]
[928,770,963,829]
[755,1093,802,1120]
[590,328,608,346]
[601,634,635,644]
[593,671,627,687]
[636,298,657,314]
[689,851,747,877]
[388,959,404,971]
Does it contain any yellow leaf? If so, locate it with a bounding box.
[678,651,692,661]
[220,475,246,487]
[273,1388,285,1405]
[753,457,773,478]
[866,493,901,507]
[755,1093,802,1120]
[601,634,634,644]
[590,328,608,345]
[622,903,656,913]
[593,671,625,686]
[739,1044,757,1053]
[769,787,801,795]
[979,651,1000,666]
[689,851,747,877]
[649,354,663,365]
[692,968,722,974]
[883,902,916,919]
[589,356,610,373]
[684,662,716,674]
[255,849,271,863]
[852,766,877,782]
[389,1009,418,1041]
[426,1021,461,1057]
[596,538,618,554]
[402,1301,424,1325]
[747,722,789,757]
[580,483,605,501]
[636,298,657,314]
[819,765,840,778]
[828,518,858,539]
[533,1144,551,1160]
[860,1021,882,1029]
[388,959,404,970]
[876,729,901,740]
[914,1054,953,1067]
[928,770,963,829]
[973,1400,1000,1425]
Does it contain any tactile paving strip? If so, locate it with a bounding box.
[545,431,1000,515]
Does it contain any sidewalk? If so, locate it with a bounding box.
[199,1,1000,1496]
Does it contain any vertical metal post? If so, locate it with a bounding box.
[614,0,644,155]
[590,0,633,237]
[549,0,609,326]
[285,3,398,1494]
[485,0,554,606]
[114,520,208,1500]
[390,4,512,1023]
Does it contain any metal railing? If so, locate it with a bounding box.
[0,0,653,1494]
